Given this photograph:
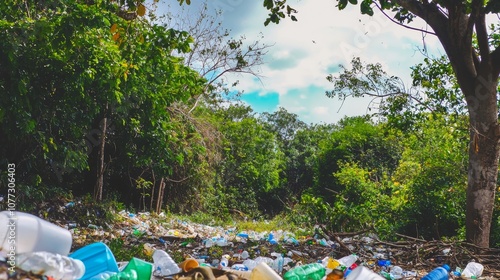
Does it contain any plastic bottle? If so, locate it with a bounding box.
[219,255,229,269]
[390,265,403,279]
[420,264,451,280]
[0,211,73,256]
[461,262,483,278]
[243,259,258,270]
[241,250,249,260]
[271,252,284,274]
[283,263,326,280]
[89,271,117,280]
[152,249,181,277]
[16,251,85,280]
[250,262,282,280]
[338,254,358,269]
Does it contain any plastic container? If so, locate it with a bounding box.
[241,250,249,260]
[178,258,199,272]
[421,264,451,280]
[88,271,117,280]
[250,262,282,280]
[0,211,72,255]
[390,265,403,279]
[16,251,85,280]
[461,262,483,278]
[283,263,326,280]
[243,259,258,270]
[152,249,181,276]
[117,258,152,280]
[345,266,385,280]
[69,242,119,280]
[338,254,358,268]
[326,269,345,280]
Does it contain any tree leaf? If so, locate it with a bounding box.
[349,0,358,4]
[338,0,348,10]
[137,4,146,17]
[110,23,118,34]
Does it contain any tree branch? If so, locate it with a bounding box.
[374,3,436,36]
[491,46,500,75]
[473,5,489,62]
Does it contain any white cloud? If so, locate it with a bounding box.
[172,0,446,124]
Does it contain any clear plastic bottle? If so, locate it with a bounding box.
[152,249,181,277]
[338,254,358,268]
[421,264,451,280]
[243,259,258,270]
[16,251,85,280]
[461,262,483,278]
[271,252,283,274]
[241,250,249,260]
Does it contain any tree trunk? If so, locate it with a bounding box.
[156,177,165,213]
[465,76,500,248]
[94,102,108,202]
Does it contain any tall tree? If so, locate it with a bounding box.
[262,0,500,247]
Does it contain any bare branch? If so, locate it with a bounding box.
[374,3,436,36]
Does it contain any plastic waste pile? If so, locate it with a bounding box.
[0,210,490,280]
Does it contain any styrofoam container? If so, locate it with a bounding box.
[346,266,385,280]
[0,211,72,255]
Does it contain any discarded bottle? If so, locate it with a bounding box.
[283,263,326,280]
[326,269,344,280]
[16,251,85,280]
[271,252,284,274]
[250,262,282,280]
[152,249,181,277]
[0,211,73,256]
[338,254,358,269]
[219,255,229,269]
[89,271,117,280]
[243,259,258,270]
[345,266,385,280]
[241,250,250,260]
[461,262,483,278]
[390,265,403,279]
[420,264,450,280]
[232,264,249,271]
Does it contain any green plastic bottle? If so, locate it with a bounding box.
[283,263,326,280]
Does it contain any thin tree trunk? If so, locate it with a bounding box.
[94,102,108,202]
[150,169,156,211]
[156,177,165,213]
[465,77,500,248]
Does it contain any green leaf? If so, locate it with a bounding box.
[338,0,348,9]
[349,0,358,4]
[360,0,374,15]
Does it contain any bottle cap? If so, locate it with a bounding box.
[442,264,451,272]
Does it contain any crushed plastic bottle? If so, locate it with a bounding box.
[16,251,85,280]
[338,254,358,269]
[461,262,483,278]
[152,249,181,277]
[271,252,284,274]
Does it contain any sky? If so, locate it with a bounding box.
[159,0,445,124]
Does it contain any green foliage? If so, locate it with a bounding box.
[393,114,468,239]
[108,238,151,262]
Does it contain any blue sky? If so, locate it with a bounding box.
[159,0,445,124]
